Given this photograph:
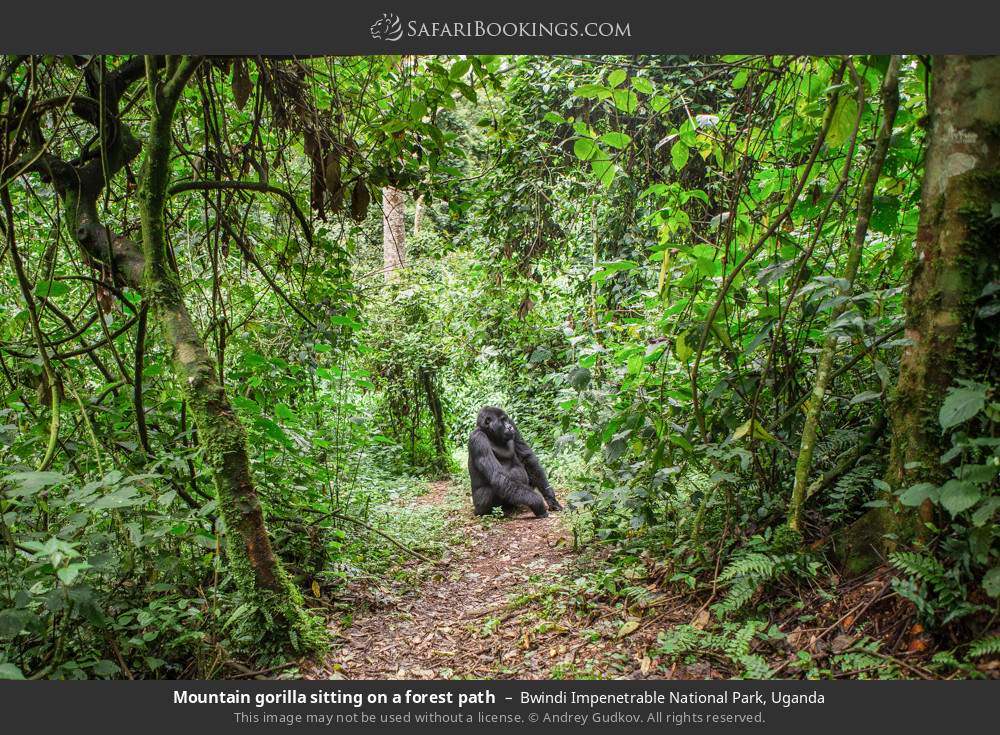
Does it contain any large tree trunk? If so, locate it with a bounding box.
[38,57,322,652]
[887,57,1000,503]
[382,186,407,282]
[838,56,1000,569]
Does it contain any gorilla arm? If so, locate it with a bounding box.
[513,430,562,511]
[469,430,548,517]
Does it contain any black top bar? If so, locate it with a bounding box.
[0,0,996,54]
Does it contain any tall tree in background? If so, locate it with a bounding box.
[882,56,1000,542]
[382,186,407,282]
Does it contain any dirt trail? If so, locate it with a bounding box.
[306,481,577,679]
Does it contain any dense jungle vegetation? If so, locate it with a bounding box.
[0,54,997,680]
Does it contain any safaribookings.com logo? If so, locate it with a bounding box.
[370,13,404,41]
[369,13,631,41]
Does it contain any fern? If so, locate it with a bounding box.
[890,551,948,584]
[718,552,778,582]
[713,548,818,617]
[653,621,774,678]
[828,458,879,521]
[890,551,987,626]
[814,427,863,466]
[655,624,702,659]
[969,635,1000,658]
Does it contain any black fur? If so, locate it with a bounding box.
[468,406,562,517]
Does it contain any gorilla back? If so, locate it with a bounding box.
[467,406,562,517]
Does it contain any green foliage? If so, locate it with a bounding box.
[654,620,776,679]
[2,52,996,680]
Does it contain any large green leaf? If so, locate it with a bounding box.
[2,471,68,496]
[33,280,70,299]
[569,367,592,391]
[939,479,980,517]
[611,89,638,114]
[573,137,598,161]
[826,95,858,147]
[984,567,1000,598]
[671,141,689,171]
[939,382,986,429]
[898,482,938,507]
[599,131,631,149]
[607,69,627,88]
[0,663,25,680]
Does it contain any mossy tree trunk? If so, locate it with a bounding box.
[33,56,323,653]
[864,56,1000,558]
[139,57,322,651]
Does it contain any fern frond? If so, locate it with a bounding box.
[969,636,1000,658]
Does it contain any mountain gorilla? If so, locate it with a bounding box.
[468,406,562,517]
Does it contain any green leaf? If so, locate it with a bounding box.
[90,487,142,510]
[330,315,362,329]
[631,77,654,95]
[984,567,1000,598]
[528,346,552,364]
[0,608,34,638]
[732,419,777,444]
[590,157,617,188]
[91,659,121,677]
[826,96,859,148]
[256,416,291,446]
[382,118,408,133]
[676,333,692,363]
[939,479,980,517]
[616,620,640,637]
[649,95,671,113]
[0,663,25,680]
[573,84,610,100]
[607,69,627,88]
[612,89,638,114]
[898,482,938,507]
[449,59,471,79]
[33,280,70,299]
[972,497,1000,527]
[57,563,87,586]
[2,471,67,496]
[569,367,591,391]
[599,131,631,149]
[849,390,882,405]
[671,141,689,171]
[591,261,638,283]
[573,137,598,161]
[939,382,987,429]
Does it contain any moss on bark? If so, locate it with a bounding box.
[842,56,1000,571]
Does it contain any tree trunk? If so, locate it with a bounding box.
[887,56,1000,501]
[382,186,406,282]
[413,193,425,236]
[36,57,322,652]
[839,56,1000,569]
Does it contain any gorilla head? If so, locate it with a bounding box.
[477,406,515,443]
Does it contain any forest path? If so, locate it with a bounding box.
[306,480,580,679]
